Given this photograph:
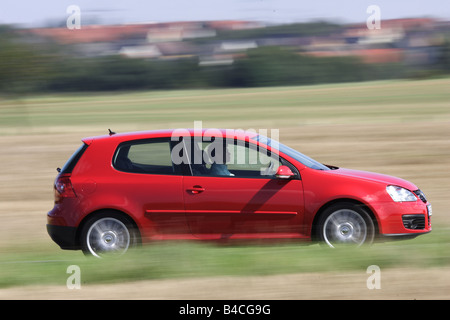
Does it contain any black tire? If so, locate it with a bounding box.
[316,202,375,248]
[80,211,140,258]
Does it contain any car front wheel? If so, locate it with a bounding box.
[80,212,140,258]
[317,203,375,248]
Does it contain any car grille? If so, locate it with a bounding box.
[402,214,426,230]
[413,189,427,203]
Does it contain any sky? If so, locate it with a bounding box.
[1,0,449,27]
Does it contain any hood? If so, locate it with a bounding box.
[332,168,418,191]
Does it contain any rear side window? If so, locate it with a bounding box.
[60,143,88,175]
[113,138,175,175]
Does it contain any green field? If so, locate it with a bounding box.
[1,231,450,289]
[1,78,449,132]
[0,78,449,292]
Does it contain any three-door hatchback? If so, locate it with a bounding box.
[47,129,432,257]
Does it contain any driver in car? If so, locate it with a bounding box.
[209,145,234,176]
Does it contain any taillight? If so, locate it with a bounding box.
[54,174,76,203]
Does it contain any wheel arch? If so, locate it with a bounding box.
[76,208,142,247]
[310,198,379,241]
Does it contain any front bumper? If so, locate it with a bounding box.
[371,199,432,236]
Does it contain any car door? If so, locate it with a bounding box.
[183,138,305,239]
[113,137,188,236]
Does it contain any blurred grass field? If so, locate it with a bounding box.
[0,78,450,296]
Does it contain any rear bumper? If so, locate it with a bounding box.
[46,224,79,250]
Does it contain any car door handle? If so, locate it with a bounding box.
[186,185,205,194]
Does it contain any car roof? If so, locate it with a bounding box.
[82,129,260,145]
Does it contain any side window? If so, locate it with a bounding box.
[113,139,175,175]
[191,139,283,178]
[60,143,88,175]
[227,142,282,178]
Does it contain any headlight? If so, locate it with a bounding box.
[386,185,417,202]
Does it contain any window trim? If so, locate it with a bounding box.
[112,137,184,175]
[186,138,301,180]
[60,143,88,175]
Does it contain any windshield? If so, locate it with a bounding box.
[253,135,330,171]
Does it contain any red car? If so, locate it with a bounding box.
[47,129,432,257]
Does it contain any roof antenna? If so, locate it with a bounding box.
[108,129,116,136]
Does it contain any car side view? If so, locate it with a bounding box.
[47,129,432,257]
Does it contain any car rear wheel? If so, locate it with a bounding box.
[80,212,140,258]
[317,203,375,248]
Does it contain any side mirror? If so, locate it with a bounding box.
[275,165,294,179]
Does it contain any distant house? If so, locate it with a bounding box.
[25,24,151,44]
[205,20,265,30]
[24,20,262,45]
[22,20,262,60]
[118,45,162,59]
[305,48,404,64]
[302,18,440,64]
[146,27,216,43]
[20,17,445,67]
[218,41,258,52]
[343,18,436,45]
